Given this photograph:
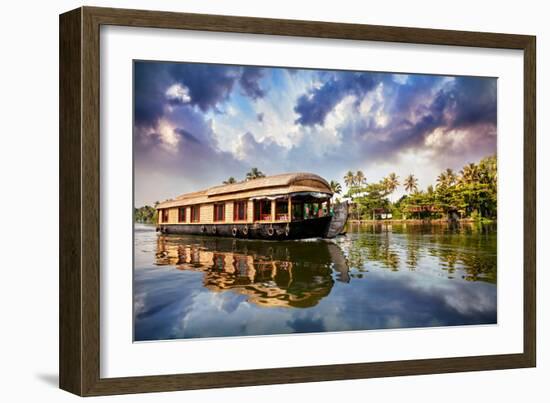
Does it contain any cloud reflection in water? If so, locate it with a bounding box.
[134,223,496,341]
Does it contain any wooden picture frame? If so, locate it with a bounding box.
[59,6,536,396]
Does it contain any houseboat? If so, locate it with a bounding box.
[155,172,348,240]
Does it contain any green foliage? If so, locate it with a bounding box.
[343,170,367,199]
[134,204,158,224]
[382,172,400,194]
[404,174,418,193]
[345,154,497,221]
[390,205,404,219]
[330,180,342,194]
[245,168,266,181]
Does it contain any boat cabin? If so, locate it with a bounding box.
[155,172,333,227]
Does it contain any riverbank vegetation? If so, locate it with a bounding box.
[135,204,158,224]
[332,155,497,222]
[135,157,496,224]
[345,222,497,282]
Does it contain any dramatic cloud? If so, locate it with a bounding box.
[134,62,171,128]
[294,72,379,126]
[134,62,266,127]
[363,76,497,160]
[168,63,241,112]
[239,67,266,100]
[165,83,191,104]
[134,61,497,206]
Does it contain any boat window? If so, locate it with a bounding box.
[161,209,169,223]
[213,203,225,222]
[190,205,200,222]
[304,203,321,219]
[292,203,304,221]
[320,201,330,217]
[275,200,289,221]
[254,200,272,221]
[178,207,186,223]
[233,200,247,221]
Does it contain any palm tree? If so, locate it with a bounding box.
[404,174,418,194]
[437,168,457,187]
[344,171,355,188]
[223,177,237,184]
[478,155,497,186]
[245,168,265,181]
[384,172,399,194]
[444,168,457,185]
[330,180,342,194]
[356,170,366,187]
[436,170,450,187]
[460,163,479,185]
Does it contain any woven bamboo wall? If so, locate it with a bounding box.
[200,204,214,224]
[171,208,179,223]
[247,202,254,223]
[159,200,271,224]
[224,202,233,222]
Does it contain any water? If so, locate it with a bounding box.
[134,222,497,341]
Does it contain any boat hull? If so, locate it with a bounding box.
[158,216,332,240]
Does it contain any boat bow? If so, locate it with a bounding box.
[326,201,348,238]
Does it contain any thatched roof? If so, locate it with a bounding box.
[156,172,332,209]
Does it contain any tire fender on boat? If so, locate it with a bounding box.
[267,226,275,237]
[242,226,249,236]
[201,225,206,233]
[232,227,238,237]
[212,225,217,234]
[285,224,290,237]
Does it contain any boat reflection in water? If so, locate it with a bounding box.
[155,235,350,308]
[134,223,497,341]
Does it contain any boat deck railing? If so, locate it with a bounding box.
[255,214,291,222]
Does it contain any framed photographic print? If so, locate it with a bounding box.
[59,6,536,396]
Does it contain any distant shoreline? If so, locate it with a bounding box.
[347,218,496,224]
[136,219,497,225]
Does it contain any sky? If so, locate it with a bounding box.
[134,61,497,206]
